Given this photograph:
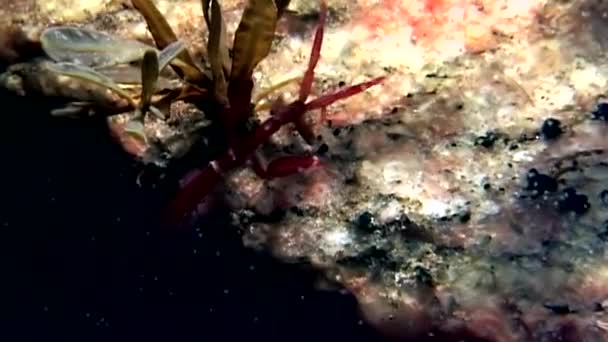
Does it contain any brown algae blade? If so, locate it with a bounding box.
[131,0,205,82]
[230,0,278,82]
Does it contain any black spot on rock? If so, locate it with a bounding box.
[336,246,397,271]
[414,265,434,287]
[557,188,590,215]
[458,210,471,223]
[599,220,608,240]
[525,168,558,198]
[316,143,329,155]
[290,206,305,216]
[544,302,578,315]
[540,118,563,140]
[354,211,378,233]
[600,189,608,207]
[591,103,608,121]
[474,131,499,148]
[386,132,406,141]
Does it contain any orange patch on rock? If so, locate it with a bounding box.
[353,0,537,54]
[354,0,468,46]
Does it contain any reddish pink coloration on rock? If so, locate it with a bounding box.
[161,0,385,228]
[462,308,519,342]
[410,0,465,43]
[264,155,322,179]
[355,0,465,44]
[107,120,147,158]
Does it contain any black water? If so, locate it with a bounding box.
[0,88,383,341]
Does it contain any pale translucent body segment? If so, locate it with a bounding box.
[157,40,186,72]
[41,26,154,68]
[46,62,137,107]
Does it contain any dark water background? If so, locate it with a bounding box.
[0,85,384,341]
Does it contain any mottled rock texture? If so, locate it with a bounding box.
[3,0,608,340]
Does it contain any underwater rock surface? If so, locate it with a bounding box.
[3,0,608,340]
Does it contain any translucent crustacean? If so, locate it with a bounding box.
[0,25,207,167]
[0,25,189,115]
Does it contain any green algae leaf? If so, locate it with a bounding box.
[230,0,278,82]
[141,50,159,110]
[47,62,137,108]
[41,27,152,67]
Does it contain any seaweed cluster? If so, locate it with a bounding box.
[0,0,384,226]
